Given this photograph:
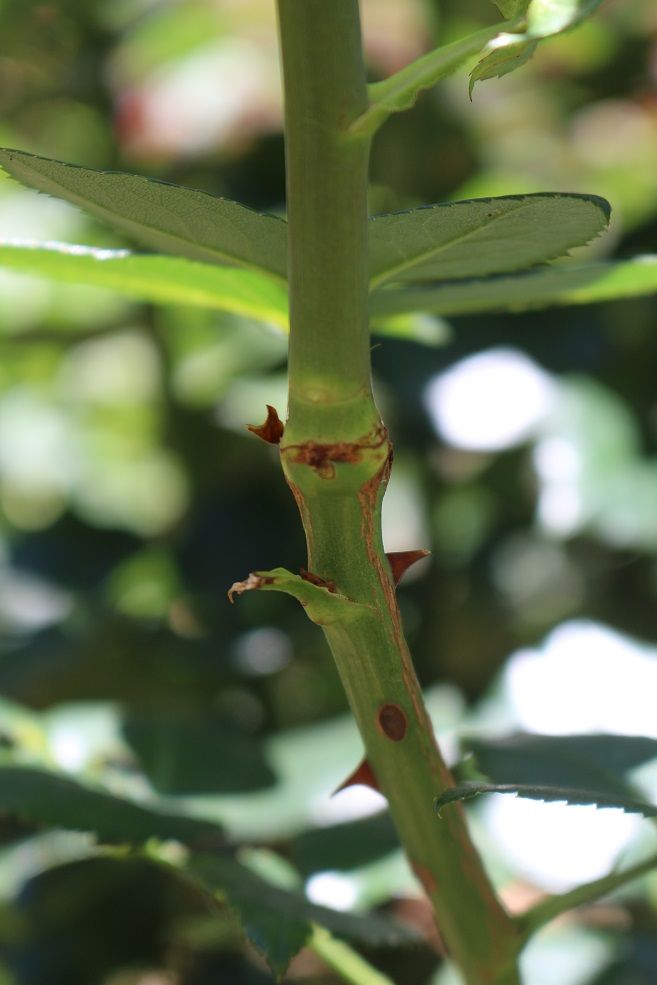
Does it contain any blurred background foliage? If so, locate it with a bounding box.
[1,0,657,983]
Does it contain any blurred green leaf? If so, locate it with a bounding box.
[369,257,657,317]
[0,149,288,280]
[0,765,224,845]
[368,194,609,287]
[462,732,657,798]
[493,0,530,16]
[435,781,657,816]
[527,0,606,37]
[122,714,277,795]
[0,242,289,329]
[190,853,420,957]
[469,37,538,96]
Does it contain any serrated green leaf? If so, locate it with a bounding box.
[435,781,657,817]
[463,732,657,799]
[0,148,288,280]
[353,23,505,137]
[228,568,372,626]
[469,35,538,96]
[527,0,605,37]
[0,764,224,846]
[190,854,420,952]
[368,193,609,288]
[368,257,657,318]
[0,242,289,330]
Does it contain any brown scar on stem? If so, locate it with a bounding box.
[281,426,388,479]
[246,405,285,445]
[299,568,337,593]
[377,703,408,741]
[386,549,431,585]
[332,758,381,796]
[227,573,273,603]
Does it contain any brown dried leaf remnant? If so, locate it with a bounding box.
[386,549,430,584]
[246,405,285,444]
[282,425,388,479]
[333,758,381,795]
[227,573,272,603]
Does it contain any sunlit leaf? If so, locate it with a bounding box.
[0,241,289,329]
[527,0,605,37]
[368,193,609,287]
[435,781,657,816]
[0,148,288,280]
[0,764,224,845]
[469,36,538,96]
[368,257,657,317]
[354,24,505,137]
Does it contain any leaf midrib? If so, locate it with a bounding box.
[368,197,597,289]
[1,152,288,284]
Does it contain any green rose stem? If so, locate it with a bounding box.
[271,2,522,982]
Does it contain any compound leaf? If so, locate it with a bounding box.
[368,193,609,287]
[0,148,287,280]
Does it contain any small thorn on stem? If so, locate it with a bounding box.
[246,405,285,444]
[386,549,430,584]
[333,758,380,795]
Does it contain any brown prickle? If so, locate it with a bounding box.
[386,549,430,585]
[332,758,380,795]
[246,405,285,444]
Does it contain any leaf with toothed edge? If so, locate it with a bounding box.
[0,147,288,280]
[368,193,610,287]
[0,763,225,845]
[434,782,657,817]
[228,567,372,625]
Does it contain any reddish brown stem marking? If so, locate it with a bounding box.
[377,703,408,741]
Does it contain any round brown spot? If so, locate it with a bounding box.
[377,703,407,741]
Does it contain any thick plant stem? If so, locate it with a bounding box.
[276,2,521,983]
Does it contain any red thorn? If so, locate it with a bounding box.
[333,758,380,796]
[386,549,430,584]
[246,405,284,445]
